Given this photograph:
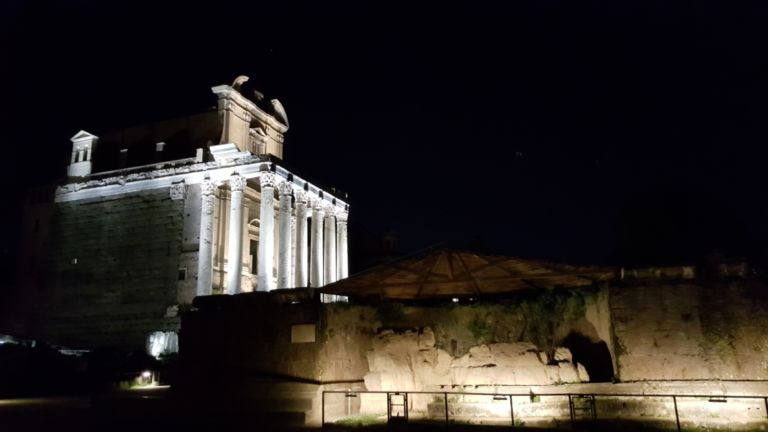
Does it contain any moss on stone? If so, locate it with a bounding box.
[374,301,406,325]
[467,317,493,343]
[519,288,593,350]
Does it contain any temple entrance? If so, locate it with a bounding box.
[561,332,614,382]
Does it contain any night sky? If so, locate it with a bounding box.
[3,1,768,271]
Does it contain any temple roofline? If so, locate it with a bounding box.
[55,154,348,211]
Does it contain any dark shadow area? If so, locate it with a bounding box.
[561,332,614,382]
[611,182,754,267]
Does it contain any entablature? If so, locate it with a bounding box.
[55,155,349,216]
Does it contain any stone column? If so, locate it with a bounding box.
[294,190,309,287]
[241,198,251,290]
[226,174,246,294]
[324,209,337,284]
[196,178,216,296]
[290,215,296,287]
[310,201,324,287]
[257,172,276,291]
[336,211,349,279]
[277,181,293,289]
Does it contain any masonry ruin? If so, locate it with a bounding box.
[179,248,768,429]
[14,79,768,430]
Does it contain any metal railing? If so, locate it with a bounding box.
[321,390,768,430]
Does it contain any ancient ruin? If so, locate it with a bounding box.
[180,248,768,429]
[15,77,349,351]
[14,79,768,430]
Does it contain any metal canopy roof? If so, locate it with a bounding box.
[322,247,616,300]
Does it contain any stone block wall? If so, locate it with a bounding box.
[179,288,612,386]
[35,187,187,350]
[610,280,768,381]
[180,293,326,383]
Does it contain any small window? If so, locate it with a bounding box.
[178,268,187,281]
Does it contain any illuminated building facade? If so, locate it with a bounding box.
[15,77,349,351]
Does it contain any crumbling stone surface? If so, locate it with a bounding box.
[363,327,589,396]
[554,347,573,363]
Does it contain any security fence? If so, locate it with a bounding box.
[322,390,768,430]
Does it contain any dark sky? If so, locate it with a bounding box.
[3,1,768,267]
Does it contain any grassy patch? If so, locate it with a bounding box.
[335,414,386,427]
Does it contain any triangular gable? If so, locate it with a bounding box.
[70,130,97,142]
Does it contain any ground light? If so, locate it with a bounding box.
[134,370,156,388]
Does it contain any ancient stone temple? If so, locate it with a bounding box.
[15,77,350,351]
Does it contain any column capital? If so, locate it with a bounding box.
[311,197,326,212]
[336,211,349,223]
[229,174,246,192]
[260,171,276,189]
[201,178,218,196]
[294,188,308,204]
[323,202,339,216]
[277,180,294,197]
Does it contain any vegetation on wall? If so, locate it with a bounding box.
[360,287,599,356]
[519,288,592,350]
[467,317,493,343]
[452,287,597,353]
[374,301,406,325]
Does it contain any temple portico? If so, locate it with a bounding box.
[198,168,348,297]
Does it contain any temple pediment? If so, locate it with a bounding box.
[70,130,97,142]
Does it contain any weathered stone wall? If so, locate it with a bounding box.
[363,288,610,359]
[35,187,187,350]
[317,305,379,382]
[179,281,768,425]
[181,294,326,382]
[180,276,768,394]
[177,184,202,304]
[364,330,588,389]
[179,288,611,385]
[611,279,768,381]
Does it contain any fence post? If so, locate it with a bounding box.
[764,397,768,420]
[673,396,681,432]
[321,391,325,428]
[509,395,515,429]
[444,392,449,424]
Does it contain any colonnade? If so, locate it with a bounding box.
[196,171,348,296]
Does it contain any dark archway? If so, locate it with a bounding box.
[561,332,614,382]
